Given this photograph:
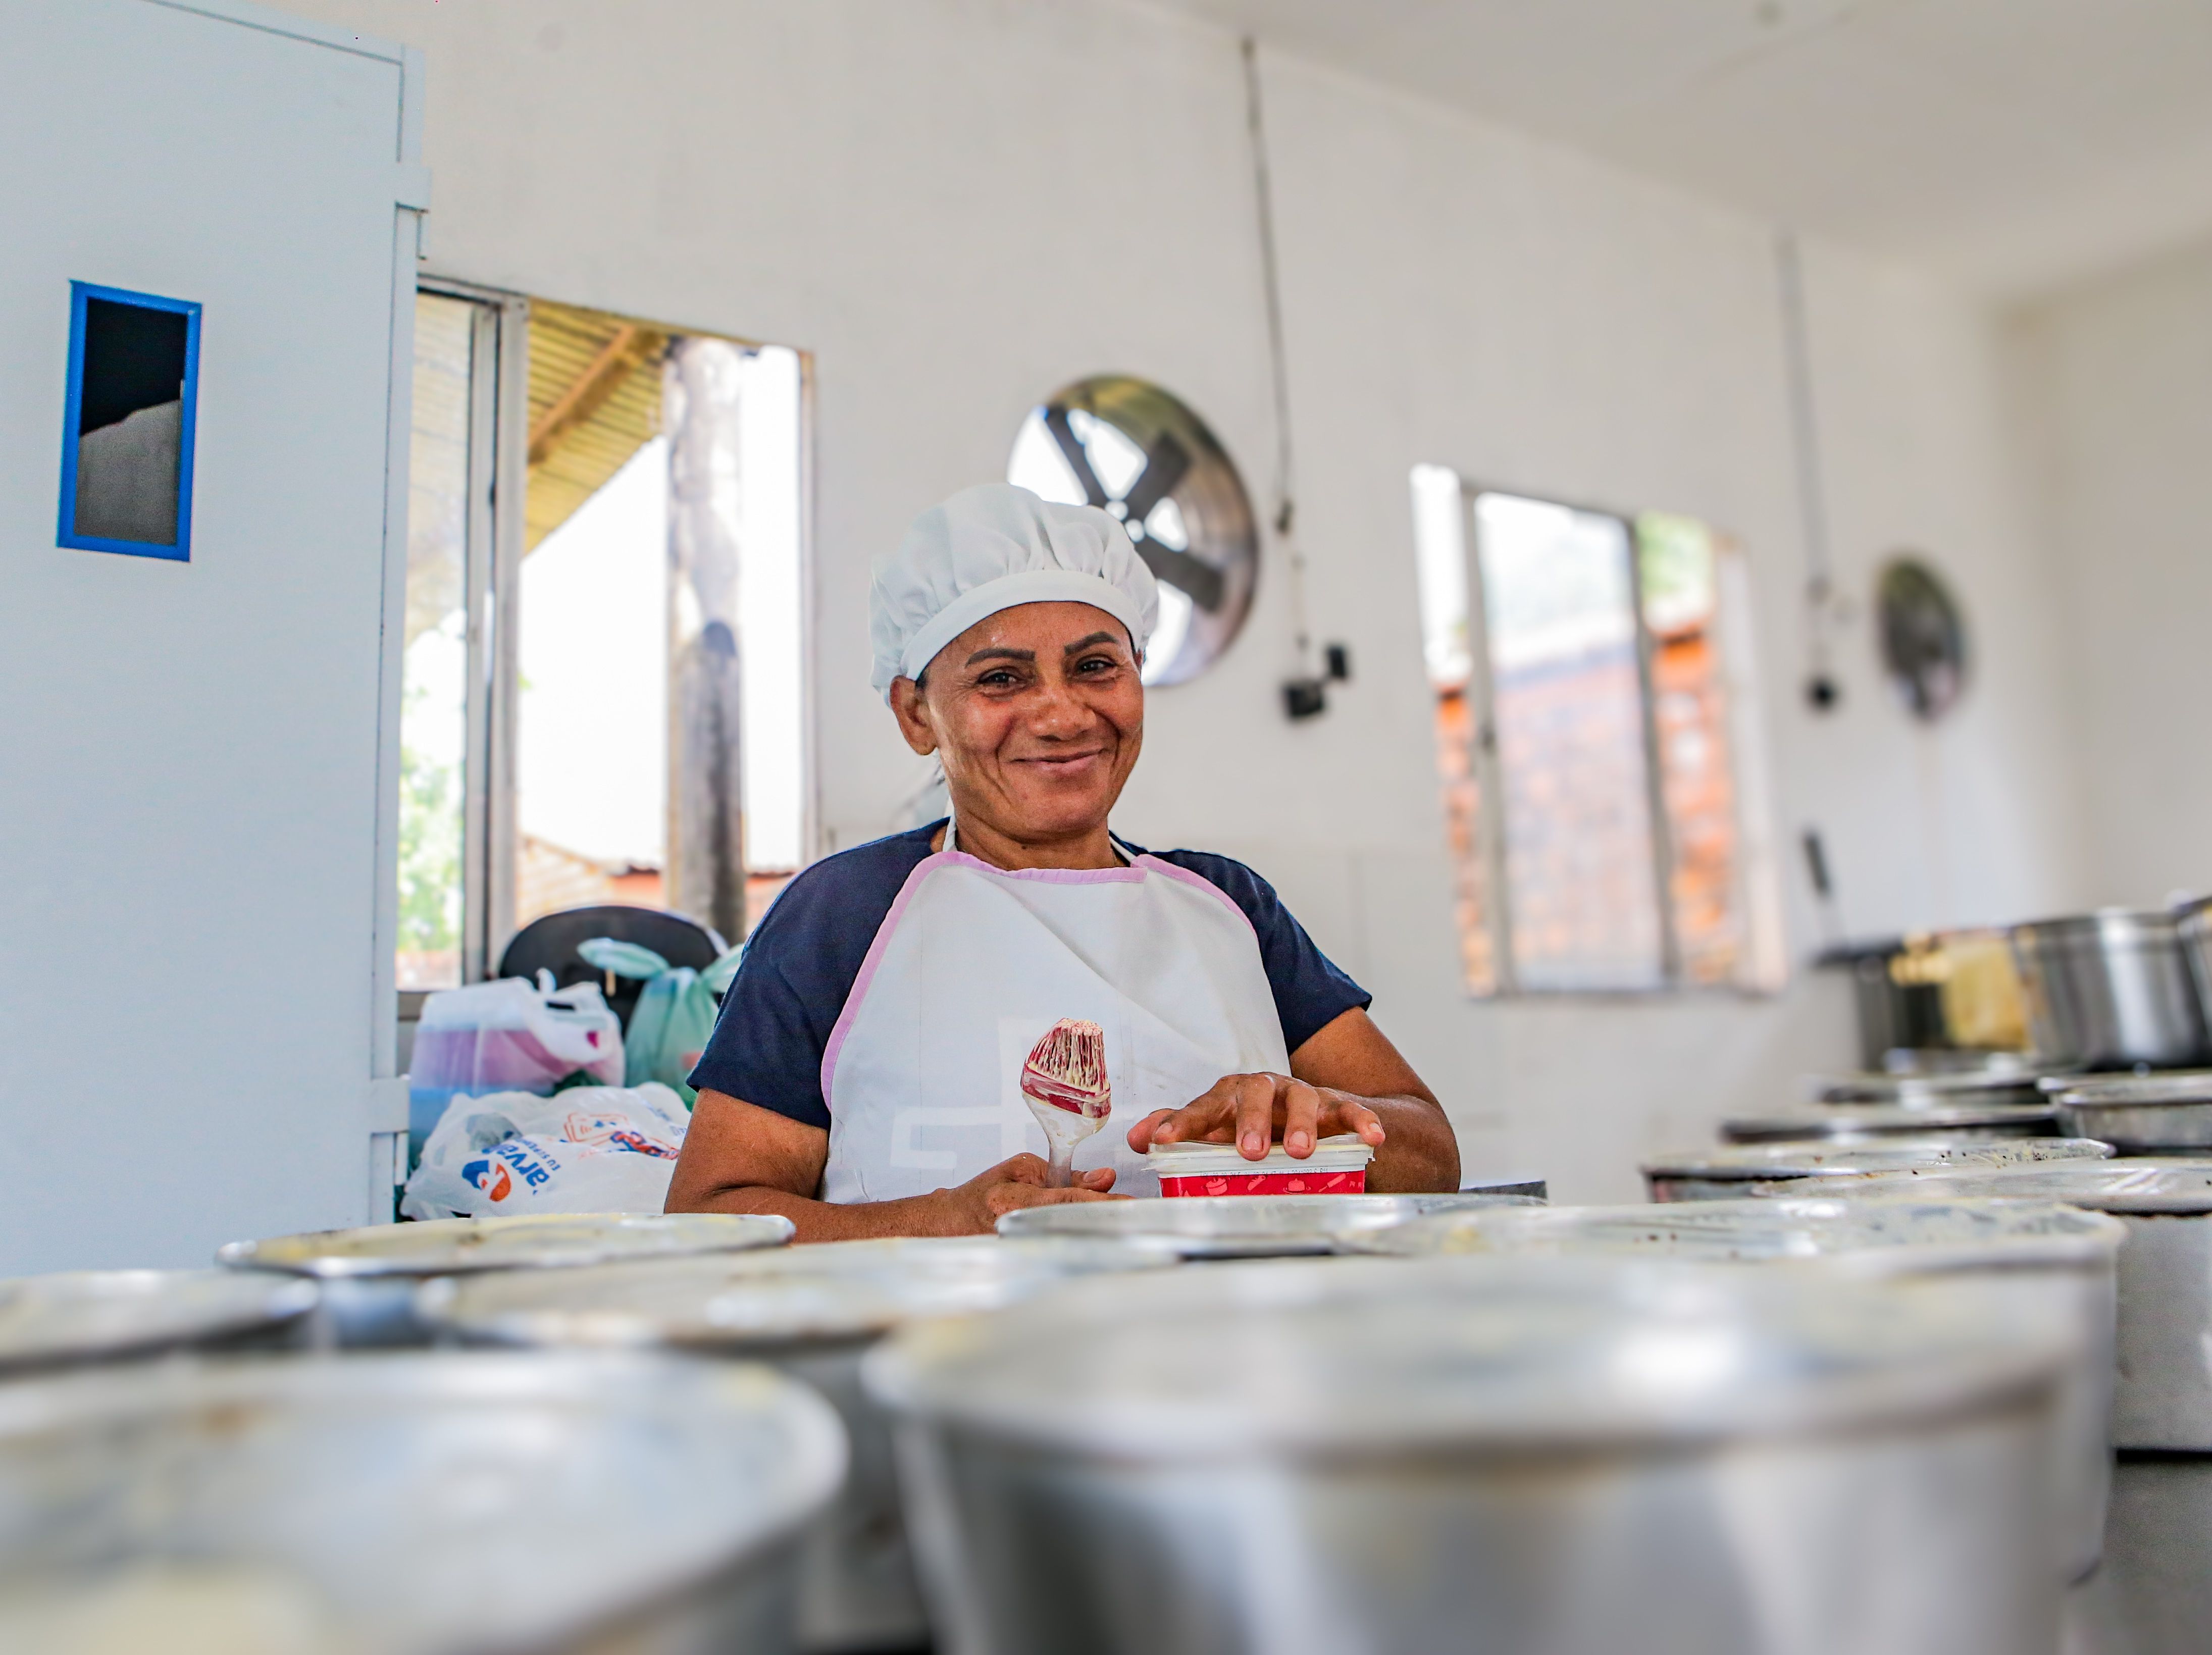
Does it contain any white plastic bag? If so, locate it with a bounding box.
[407,975,625,1161]
[400,1083,690,1220]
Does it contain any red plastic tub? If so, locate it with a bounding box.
[1150,1134,1375,1198]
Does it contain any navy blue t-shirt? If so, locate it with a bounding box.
[687,822,1370,1131]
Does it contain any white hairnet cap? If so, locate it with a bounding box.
[869,483,1159,701]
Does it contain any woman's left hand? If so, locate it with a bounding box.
[1126,1072,1388,1163]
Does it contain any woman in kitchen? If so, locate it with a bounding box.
[665,483,1459,1238]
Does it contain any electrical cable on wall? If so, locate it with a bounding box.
[1241,36,1339,719]
[1775,229,1843,713]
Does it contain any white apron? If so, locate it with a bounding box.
[818,828,1288,1202]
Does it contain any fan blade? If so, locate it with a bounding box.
[1119,431,1192,525]
[1041,406,1111,509]
[1136,541,1226,614]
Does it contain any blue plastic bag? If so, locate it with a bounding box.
[576,937,742,1106]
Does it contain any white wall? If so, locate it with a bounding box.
[267,0,2090,1199]
[2007,237,2212,908]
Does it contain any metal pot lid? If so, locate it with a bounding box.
[862,1256,2072,1456]
[1809,1070,2053,1107]
[1840,1157,2212,1214]
[0,1352,845,1653]
[1719,1103,2056,1144]
[1641,1137,2112,1183]
[0,1270,318,1373]
[2013,907,2184,943]
[995,1193,1545,1257]
[2053,1071,2212,1107]
[1345,1197,2126,1271]
[418,1234,1178,1347]
[215,1212,794,1279]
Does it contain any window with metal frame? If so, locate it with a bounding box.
[1410,467,1784,997]
[396,282,811,994]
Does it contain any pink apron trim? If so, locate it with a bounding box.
[1131,854,1262,947]
[817,848,1252,1106]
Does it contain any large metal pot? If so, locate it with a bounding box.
[1640,1137,2112,1203]
[1718,1102,2057,1146]
[217,1211,794,1346]
[2052,1072,2212,1155]
[2096,1452,2212,1655]
[866,1256,2073,1655]
[1346,1198,2125,1582]
[1839,1160,2212,1451]
[995,1192,1543,1259]
[420,1234,1174,1653]
[0,1351,845,1653]
[2010,910,2212,1070]
[0,1270,317,1376]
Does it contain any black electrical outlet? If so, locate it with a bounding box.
[1282,678,1327,720]
[1324,642,1351,681]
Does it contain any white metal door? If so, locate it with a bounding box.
[0,0,424,1269]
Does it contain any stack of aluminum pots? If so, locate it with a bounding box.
[420,1233,1177,1653]
[1345,1197,2126,1584]
[1839,1160,2212,1655]
[863,1255,2078,1655]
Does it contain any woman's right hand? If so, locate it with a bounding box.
[937,1154,1120,1233]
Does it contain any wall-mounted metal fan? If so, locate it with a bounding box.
[1008,375,1258,686]
[1876,555,1967,721]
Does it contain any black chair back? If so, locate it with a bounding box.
[496,906,730,1033]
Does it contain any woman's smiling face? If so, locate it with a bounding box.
[890,600,1144,846]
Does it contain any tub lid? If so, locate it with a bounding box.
[997,1192,1545,1257]
[0,1270,318,1373]
[1842,1157,2212,1214]
[417,1234,1178,1346]
[1145,1134,1375,1176]
[1719,1103,2056,1144]
[861,1256,2074,1455]
[1641,1137,2112,1183]
[0,1351,845,1653]
[1345,1197,2126,1270]
[216,1212,795,1278]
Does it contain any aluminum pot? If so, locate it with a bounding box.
[2096,1453,2212,1655]
[0,1270,318,1376]
[1640,1137,2112,1204]
[866,1256,2073,1655]
[1839,1160,2212,1451]
[1345,1198,2125,1581]
[419,1234,1174,1653]
[1809,1069,2054,1109]
[0,1351,845,1654]
[2010,909,2212,1070]
[2052,1071,2212,1155]
[217,1211,794,1346]
[995,1192,1544,1259]
[1718,1102,2057,1146]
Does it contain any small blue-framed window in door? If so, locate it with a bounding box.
[58,282,202,561]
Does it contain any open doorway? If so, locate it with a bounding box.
[396,288,809,993]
